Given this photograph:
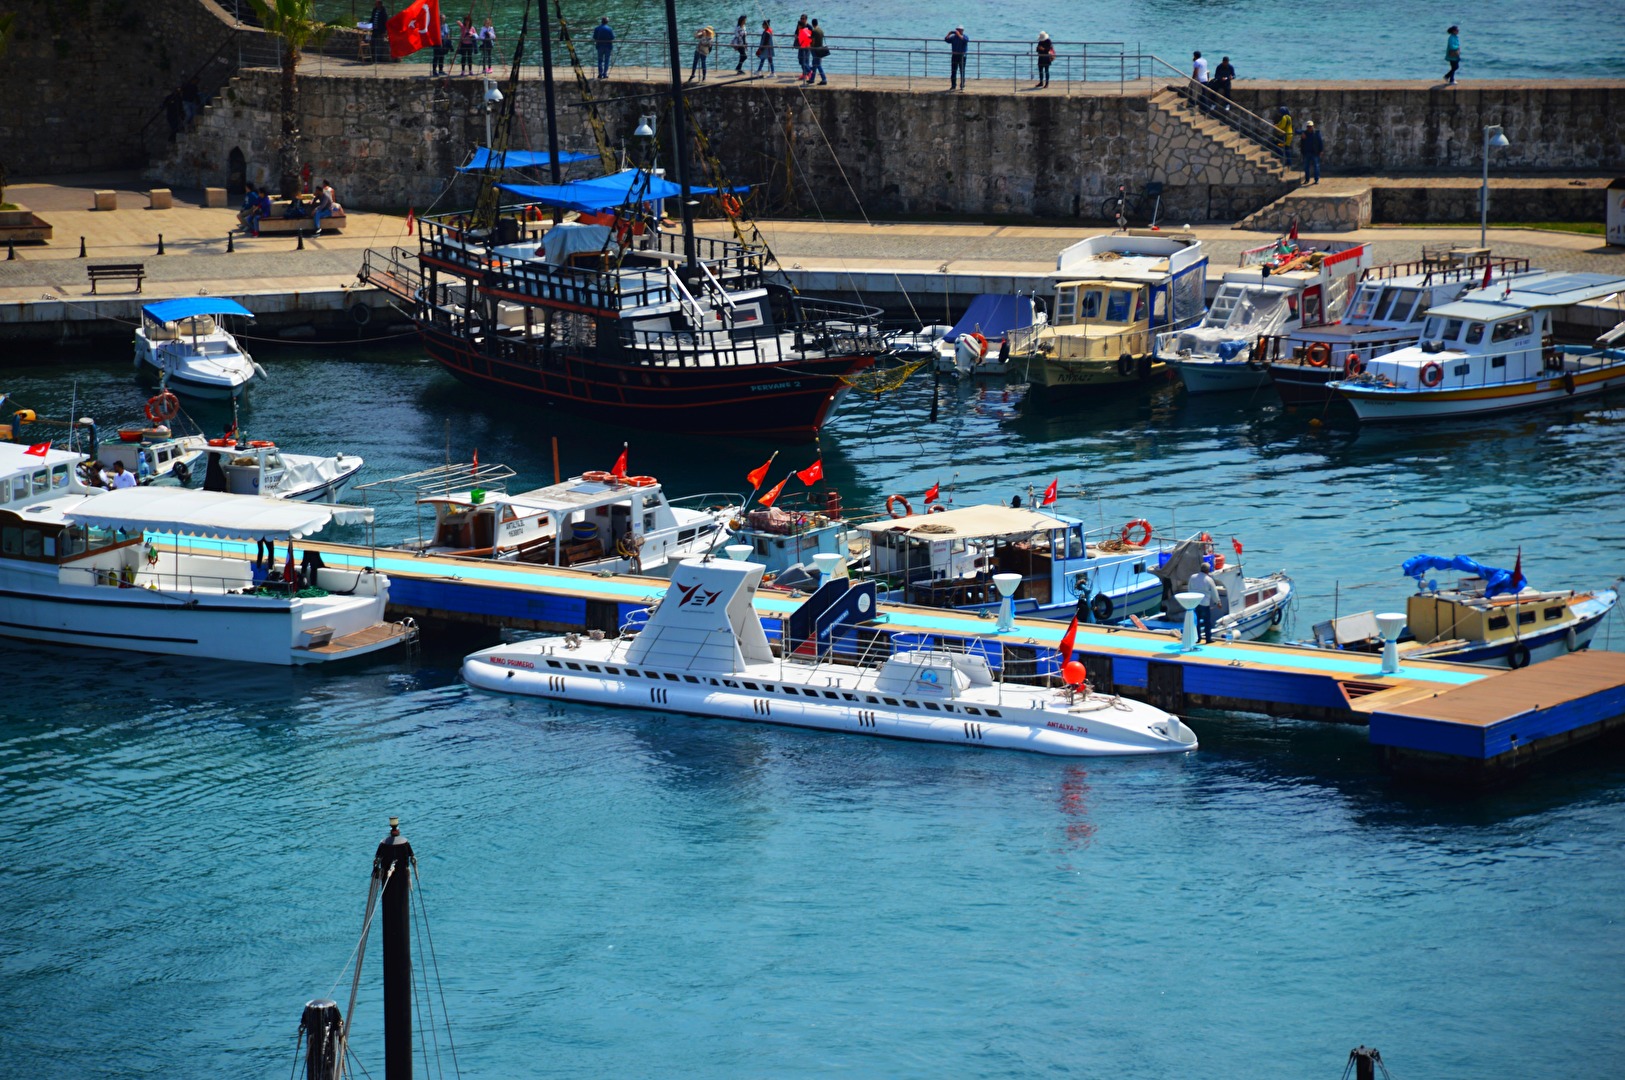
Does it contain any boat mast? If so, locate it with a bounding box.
[536,1,562,186]
[660,0,697,269]
[373,817,415,1080]
[471,1,532,231]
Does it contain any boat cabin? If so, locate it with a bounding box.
[1405,583,1579,646]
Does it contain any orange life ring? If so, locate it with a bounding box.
[625,475,657,487]
[248,439,275,448]
[1420,361,1443,388]
[886,494,912,518]
[966,332,989,359]
[1345,352,1365,377]
[1120,518,1153,546]
[144,392,179,424]
[207,437,235,447]
[582,470,615,482]
[929,504,946,514]
[721,193,743,216]
[1306,342,1332,368]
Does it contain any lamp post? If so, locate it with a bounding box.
[1375,612,1407,675]
[482,80,504,152]
[993,573,1023,632]
[1480,124,1509,248]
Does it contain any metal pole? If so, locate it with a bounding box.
[537,0,562,186]
[661,0,696,269]
[373,817,415,1080]
[1480,126,1489,248]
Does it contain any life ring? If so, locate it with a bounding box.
[1305,342,1332,368]
[721,193,743,217]
[929,504,946,514]
[614,219,633,246]
[1420,361,1443,388]
[1270,605,1284,626]
[1507,641,1531,669]
[349,302,373,326]
[966,332,988,359]
[582,470,615,482]
[625,475,657,487]
[207,437,235,447]
[886,494,912,518]
[145,392,179,424]
[248,439,275,448]
[1117,352,1133,377]
[1120,519,1153,546]
[1565,627,1579,652]
[1563,371,1576,396]
[1250,337,1268,366]
[1344,352,1365,377]
[1091,593,1114,621]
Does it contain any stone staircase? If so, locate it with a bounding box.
[1145,89,1297,221]
[1237,181,1373,233]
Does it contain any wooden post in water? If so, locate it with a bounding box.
[552,435,560,484]
[299,999,343,1080]
[373,817,415,1080]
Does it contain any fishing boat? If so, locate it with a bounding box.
[197,438,363,503]
[133,298,265,399]
[728,490,868,577]
[464,556,1198,757]
[0,443,411,665]
[3,397,204,487]
[1159,237,1370,394]
[1309,555,1618,668]
[1127,536,1294,641]
[358,3,883,441]
[1012,231,1207,391]
[1329,271,1625,421]
[926,294,1047,377]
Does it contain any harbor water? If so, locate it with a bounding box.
[1,343,1623,1076]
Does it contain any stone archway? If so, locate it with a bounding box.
[227,147,247,196]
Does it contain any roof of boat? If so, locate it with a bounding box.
[1447,271,1625,312]
[422,475,665,512]
[1053,231,1204,281]
[141,298,255,322]
[1424,300,1515,321]
[0,443,82,470]
[63,488,372,538]
[858,504,1071,539]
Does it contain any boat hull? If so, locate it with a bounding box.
[1339,365,1625,421]
[1027,354,1166,390]
[1174,358,1273,395]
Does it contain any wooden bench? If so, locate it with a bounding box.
[254,201,347,235]
[86,263,146,294]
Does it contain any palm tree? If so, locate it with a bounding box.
[246,0,341,199]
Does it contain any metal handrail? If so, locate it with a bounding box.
[1136,52,1285,155]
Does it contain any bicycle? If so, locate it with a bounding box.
[1099,182,1163,228]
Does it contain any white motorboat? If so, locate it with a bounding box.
[1330,271,1625,421]
[198,438,363,503]
[927,294,1048,377]
[1160,237,1370,394]
[464,557,1198,757]
[1133,536,1294,641]
[3,396,204,487]
[0,443,411,665]
[134,298,265,399]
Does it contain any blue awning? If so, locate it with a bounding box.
[497,169,745,213]
[1402,553,1529,598]
[141,298,255,323]
[458,146,598,173]
[943,295,1037,343]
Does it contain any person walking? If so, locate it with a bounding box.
[478,17,496,73]
[808,18,827,85]
[755,20,775,75]
[1187,562,1223,644]
[731,15,748,74]
[1212,55,1235,110]
[457,16,476,75]
[1300,120,1323,184]
[369,2,390,64]
[689,25,714,82]
[1444,25,1461,85]
[1034,31,1054,88]
[1274,106,1294,166]
[794,15,812,82]
[945,25,969,90]
[593,16,615,79]
[1190,50,1210,111]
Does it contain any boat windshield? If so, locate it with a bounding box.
[1348,285,1384,322]
[1073,287,1142,324]
[1379,288,1421,322]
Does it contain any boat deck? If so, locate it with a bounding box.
[302,621,417,657]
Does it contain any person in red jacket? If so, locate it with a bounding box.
[795,15,812,81]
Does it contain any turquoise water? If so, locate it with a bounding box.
[326,0,1625,79]
[1,344,1623,1076]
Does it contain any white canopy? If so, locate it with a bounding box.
[64,488,373,539]
[857,504,1070,540]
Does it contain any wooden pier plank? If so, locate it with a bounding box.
[1377,651,1625,727]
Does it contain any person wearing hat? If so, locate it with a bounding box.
[1034,31,1054,88]
[689,24,714,82]
[945,25,969,91]
[1444,25,1461,85]
[1300,120,1324,184]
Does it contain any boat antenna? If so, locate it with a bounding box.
[659,0,697,269]
[471,0,531,232]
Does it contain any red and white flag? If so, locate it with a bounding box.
[1040,478,1059,506]
[1231,536,1244,556]
[1481,261,1493,290]
[746,453,776,490]
[610,444,628,479]
[471,447,478,480]
[757,475,789,508]
[795,458,823,486]
[1058,615,1079,658]
[387,0,441,59]
[23,442,49,457]
[922,481,941,504]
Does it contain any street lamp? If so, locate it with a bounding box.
[482,80,503,151]
[1480,124,1510,248]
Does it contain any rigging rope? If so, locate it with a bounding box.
[552,0,618,172]
[412,862,465,1080]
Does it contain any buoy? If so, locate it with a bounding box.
[1062,661,1087,686]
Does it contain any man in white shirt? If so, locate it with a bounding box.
[1191,50,1210,111]
[109,461,138,489]
[1187,563,1222,644]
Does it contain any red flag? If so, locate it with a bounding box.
[610,445,628,478]
[285,539,297,583]
[746,454,774,489]
[1231,536,1244,556]
[923,481,941,504]
[23,442,49,457]
[1512,547,1525,592]
[757,475,789,507]
[387,0,436,58]
[795,458,823,486]
[1040,478,1059,506]
[1058,615,1079,658]
[471,447,478,480]
[405,207,416,235]
[1288,220,1299,241]
[1481,261,1493,290]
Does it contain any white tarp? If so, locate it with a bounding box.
[542,223,614,264]
[64,487,373,538]
[857,504,1069,539]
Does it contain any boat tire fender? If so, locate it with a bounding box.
[349,302,372,326]
[1136,354,1154,380]
[886,494,912,519]
[1564,371,1576,396]
[1345,352,1364,377]
[1420,361,1444,388]
[1507,641,1531,669]
[1565,627,1579,652]
[172,461,191,486]
[1117,352,1133,377]
[1091,593,1113,621]
[1271,605,1284,627]
[1306,342,1332,368]
[1120,518,1153,547]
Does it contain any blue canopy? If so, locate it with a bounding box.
[497,169,745,213]
[1402,553,1529,598]
[458,146,597,173]
[141,298,255,323]
[943,294,1036,343]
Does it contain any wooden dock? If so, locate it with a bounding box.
[172,536,1625,785]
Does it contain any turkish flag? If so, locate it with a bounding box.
[1482,261,1493,290]
[757,475,789,508]
[471,447,478,479]
[746,455,774,489]
[405,207,416,235]
[1058,615,1079,659]
[1288,220,1299,241]
[1232,536,1244,556]
[23,442,49,457]
[388,0,439,59]
[1040,478,1058,506]
[796,458,823,486]
[610,445,628,478]
[923,481,941,504]
[1511,547,1525,592]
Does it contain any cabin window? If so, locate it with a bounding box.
[903,700,919,709]
[1442,319,1464,341]
[1422,316,1441,339]
[743,681,758,690]
[1464,323,1485,345]
[0,484,8,505]
[724,679,738,688]
[1079,289,1105,320]
[58,527,85,558]
[605,666,619,674]
[545,659,561,668]
[50,464,70,490]
[643,671,660,679]
[985,709,1003,718]
[966,707,982,716]
[882,697,899,706]
[1152,289,1166,322]
[1543,606,1564,620]
[663,672,680,682]
[684,675,699,683]
[31,470,48,494]
[1350,287,1382,320]
[865,695,878,703]
[22,529,41,558]
[1382,289,1420,322]
[841,692,856,701]
[1,526,18,555]
[1133,291,1148,322]
[585,664,601,672]
[763,685,775,692]
[1106,290,1133,322]
[1453,363,1470,376]
[823,691,838,700]
[783,686,798,695]
[1491,356,1505,368]
[1492,317,1532,342]
[1488,614,1509,630]
[624,669,641,677]
[1517,611,1536,625]
[565,661,582,671]
[923,702,941,711]
[677,528,698,543]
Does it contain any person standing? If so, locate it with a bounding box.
[794,15,812,82]
[1274,105,1293,166]
[690,25,714,82]
[1300,119,1323,184]
[1444,25,1461,85]
[430,14,450,75]
[369,2,390,64]
[945,25,969,91]
[457,16,476,75]
[593,16,615,79]
[730,15,748,74]
[755,20,775,75]
[808,18,827,85]
[1190,50,1210,111]
[1034,31,1054,88]
[1187,562,1222,645]
[1212,55,1235,110]
[478,17,496,74]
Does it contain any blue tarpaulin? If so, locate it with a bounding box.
[942,295,1036,343]
[141,298,255,323]
[1403,553,1530,597]
[496,169,745,213]
[458,146,598,172]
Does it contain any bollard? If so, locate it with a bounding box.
[296,229,305,250]
[6,240,15,261]
[156,234,165,255]
[227,232,234,253]
[78,236,87,258]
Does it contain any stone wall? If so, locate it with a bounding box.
[0,0,272,176]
